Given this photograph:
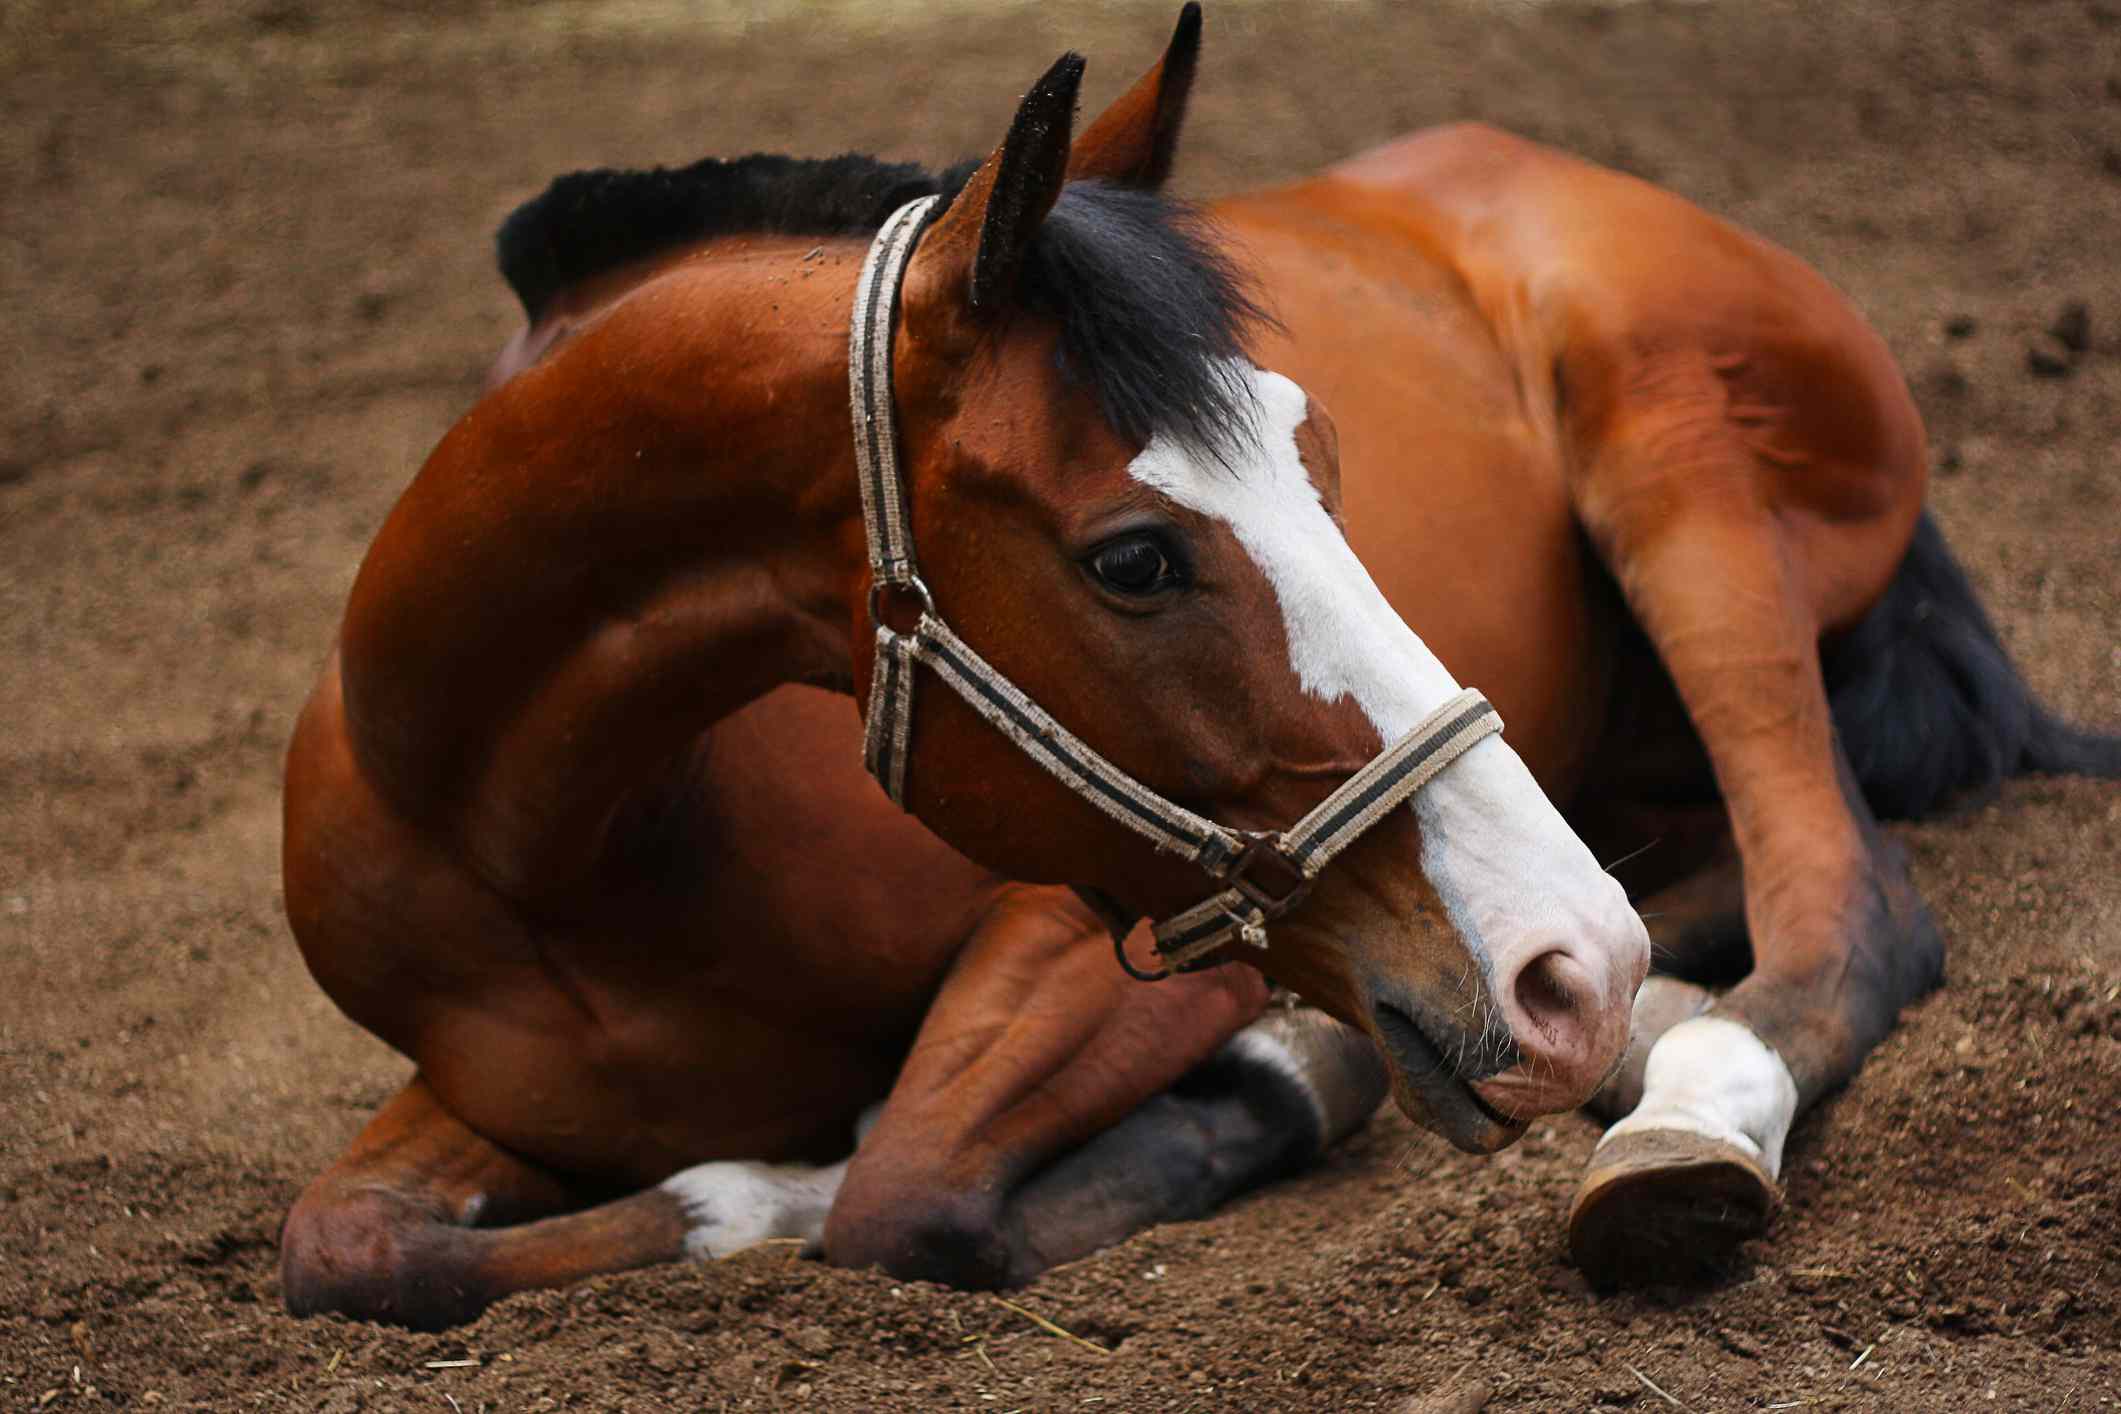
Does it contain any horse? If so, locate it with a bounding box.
[278,7,2118,1328]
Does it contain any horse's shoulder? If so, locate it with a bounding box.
[282,656,536,1053]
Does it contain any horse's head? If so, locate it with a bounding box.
[858,7,1647,1152]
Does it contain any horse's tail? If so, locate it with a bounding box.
[1824,511,2121,821]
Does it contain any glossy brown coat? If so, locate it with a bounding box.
[278,11,1973,1325]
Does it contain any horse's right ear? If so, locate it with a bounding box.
[1066,3,1202,189]
[903,53,1085,344]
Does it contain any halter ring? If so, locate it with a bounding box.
[867,575,936,634]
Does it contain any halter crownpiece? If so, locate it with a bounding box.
[848,195,1503,980]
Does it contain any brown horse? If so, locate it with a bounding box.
[280,8,2116,1327]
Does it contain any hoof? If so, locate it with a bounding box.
[1567,1127,1779,1288]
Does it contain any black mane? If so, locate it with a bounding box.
[496,154,1269,458]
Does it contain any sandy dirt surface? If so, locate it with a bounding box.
[3,0,2118,1408]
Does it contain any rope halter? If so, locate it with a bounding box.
[848,195,1502,981]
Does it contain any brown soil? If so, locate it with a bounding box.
[4,1,2117,1409]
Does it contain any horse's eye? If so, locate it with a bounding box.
[1087,535,1181,596]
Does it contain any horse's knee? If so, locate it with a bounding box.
[820,1181,1019,1288]
[280,1183,482,1330]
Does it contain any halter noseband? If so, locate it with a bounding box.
[849,195,1502,981]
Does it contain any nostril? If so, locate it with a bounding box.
[1511,949,1585,1041]
[1474,928,1638,1116]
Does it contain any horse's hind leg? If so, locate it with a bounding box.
[821,887,1384,1286]
[281,1075,853,1329]
[1564,396,1942,1285]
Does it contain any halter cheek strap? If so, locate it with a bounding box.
[848,195,1502,980]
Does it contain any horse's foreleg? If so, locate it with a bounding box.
[1565,428,1942,1284]
[1574,746,1938,1284]
[1004,1004,1387,1275]
[281,1075,854,1329]
[1583,841,1742,1122]
[821,887,1383,1286]
[282,1075,654,1328]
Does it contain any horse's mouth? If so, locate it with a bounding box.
[1370,999,1528,1154]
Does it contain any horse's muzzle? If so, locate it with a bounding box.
[1358,886,1647,1149]
[1469,917,1648,1124]
[1366,989,1529,1154]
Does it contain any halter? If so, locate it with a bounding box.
[849,195,1502,981]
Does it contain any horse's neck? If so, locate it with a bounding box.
[337,240,869,903]
[486,243,711,393]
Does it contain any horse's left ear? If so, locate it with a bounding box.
[904,52,1084,332]
[1066,3,1202,189]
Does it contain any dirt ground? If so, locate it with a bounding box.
[3,0,2118,1408]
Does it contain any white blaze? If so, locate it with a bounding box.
[1125,365,1634,984]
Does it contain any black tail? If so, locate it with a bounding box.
[1824,512,2121,821]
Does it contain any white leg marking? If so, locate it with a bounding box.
[660,1159,849,1260]
[1222,1024,1329,1139]
[1600,1016,1799,1178]
[1126,366,1644,991]
[1223,1006,1388,1145]
[659,1104,882,1260]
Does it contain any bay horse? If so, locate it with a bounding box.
[280,7,2118,1328]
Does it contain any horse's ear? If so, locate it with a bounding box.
[1066,3,1201,189]
[905,53,1084,332]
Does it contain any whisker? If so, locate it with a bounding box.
[1601,837,1664,875]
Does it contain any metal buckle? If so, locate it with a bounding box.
[1224,835,1312,917]
[867,574,936,636]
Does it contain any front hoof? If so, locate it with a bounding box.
[1567,1128,1779,1288]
